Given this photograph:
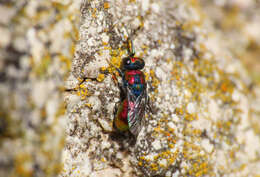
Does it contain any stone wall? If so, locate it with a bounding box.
[0,0,260,177]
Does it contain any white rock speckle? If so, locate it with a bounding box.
[232,90,240,102]
[201,139,214,153]
[88,96,101,111]
[98,119,113,132]
[159,159,167,167]
[172,170,180,177]
[142,0,150,12]
[167,122,176,130]
[187,102,196,114]
[152,139,162,150]
[151,3,160,13]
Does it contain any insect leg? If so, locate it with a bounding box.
[106,58,124,77]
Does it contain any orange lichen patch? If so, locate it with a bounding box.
[85,103,92,109]
[192,129,202,136]
[32,53,51,78]
[216,120,233,134]
[228,149,236,161]
[184,113,198,121]
[63,31,71,39]
[98,50,104,56]
[189,0,206,21]
[166,58,172,64]
[97,73,105,82]
[140,156,146,160]
[251,116,260,135]
[68,13,75,21]
[216,120,223,129]
[141,148,180,171]
[184,142,202,153]
[189,0,200,8]
[171,61,184,82]
[220,82,228,92]
[92,8,97,18]
[175,107,184,115]
[181,20,202,31]
[167,127,175,133]
[77,77,84,84]
[30,9,51,22]
[55,102,66,118]
[100,157,106,162]
[104,2,110,9]
[154,126,161,133]
[71,24,80,41]
[150,163,158,171]
[192,53,237,105]
[110,56,121,68]
[141,45,149,55]
[51,2,69,11]
[220,79,234,94]
[144,72,149,82]
[191,162,210,177]
[70,43,76,55]
[100,66,107,72]
[40,107,47,120]
[59,55,72,70]
[221,6,244,31]
[107,48,125,71]
[149,69,155,77]
[194,58,215,79]
[102,42,108,46]
[72,83,90,100]
[47,163,63,175]
[14,153,33,177]
[149,69,160,94]
[183,128,202,141]
[168,143,175,149]
[137,15,144,28]
[182,139,212,176]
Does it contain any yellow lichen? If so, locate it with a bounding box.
[92,8,97,18]
[104,2,110,9]
[97,73,105,82]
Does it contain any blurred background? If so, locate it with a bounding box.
[199,0,260,83]
[0,0,259,176]
[0,1,80,176]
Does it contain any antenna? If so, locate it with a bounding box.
[127,38,135,57]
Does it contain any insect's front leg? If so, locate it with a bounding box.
[105,58,124,77]
[106,58,125,86]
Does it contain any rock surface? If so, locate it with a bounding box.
[1,0,260,177]
[0,1,80,176]
[63,0,260,176]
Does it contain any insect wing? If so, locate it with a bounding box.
[127,87,146,136]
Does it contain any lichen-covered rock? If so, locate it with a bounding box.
[0,1,80,176]
[62,0,260,177]
[1,0,260,177]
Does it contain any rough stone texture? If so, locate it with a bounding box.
[0,1,80,177]
[1,0,260,177]
[62,0,260,177]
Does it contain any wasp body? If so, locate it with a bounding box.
[112,40,149,137]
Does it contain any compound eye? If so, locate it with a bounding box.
[126,59,131,65]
